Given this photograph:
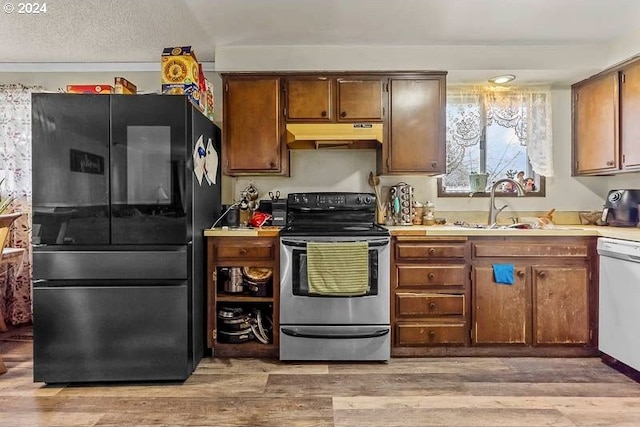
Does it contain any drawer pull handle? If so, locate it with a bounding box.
[428,330,436,339]
[428,248,436,256]
[427,272,435,280]
[321,110,327,117]
[428,302,437,310]
[239,249,247,255]
[516,270,525,278]
[537,270,546,278]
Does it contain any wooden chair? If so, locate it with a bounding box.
[0,212,22,375]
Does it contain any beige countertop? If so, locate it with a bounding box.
[204,226,280,237]
[205,225,640,242]
[387,224,640,241]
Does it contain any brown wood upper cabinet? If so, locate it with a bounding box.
[222,74,289,176]
[286,77,333,121]
[285,76,383,122]
[337,78,383,122]
[380,74,446,174]
[573,71,619,175]
[572,56,640,175]
[620,59,640,170]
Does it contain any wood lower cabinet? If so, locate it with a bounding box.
[471,238,594,348]
[207,236,279,357]
[533,265,590,345]
[392,237,469,356]
[396,323,467,346]
[381,74,446,174]
[222,75,289,176]
[473,265,529,345]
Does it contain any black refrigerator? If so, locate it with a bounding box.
[31,94,221,383]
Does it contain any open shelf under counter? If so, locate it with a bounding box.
[216,295,275,303]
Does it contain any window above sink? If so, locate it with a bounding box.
[438,85,552,198]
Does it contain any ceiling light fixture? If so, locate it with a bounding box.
[488,74,516,84]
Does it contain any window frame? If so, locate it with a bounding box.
[437,87,548,198]
[437,176,546,197]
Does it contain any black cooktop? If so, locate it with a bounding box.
[279,222,390,237]
[280,192,389,237]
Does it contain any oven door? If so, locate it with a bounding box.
[280,236,390,325]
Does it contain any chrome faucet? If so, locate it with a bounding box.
[488,178,526,227]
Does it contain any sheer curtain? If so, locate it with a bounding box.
[447,85,554,178]
[0,84,41,325]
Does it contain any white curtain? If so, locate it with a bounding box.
[447,85,554,177]
[0,84,41,325]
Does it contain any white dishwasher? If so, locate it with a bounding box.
[598,237,640,372]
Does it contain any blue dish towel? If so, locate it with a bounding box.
[493,264,515,285]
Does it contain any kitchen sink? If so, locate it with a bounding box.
[451,221,581,231]
[452,221,524,230]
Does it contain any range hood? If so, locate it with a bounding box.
[286,123,383,149]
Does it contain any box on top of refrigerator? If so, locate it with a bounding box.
[66,85,113,94]
[161,46,200,89]
[114,77,137,94]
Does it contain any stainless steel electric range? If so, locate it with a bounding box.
[279,192,391,361]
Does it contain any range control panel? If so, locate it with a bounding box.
[287,192,376,211]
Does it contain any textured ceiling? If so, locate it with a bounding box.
[0,0,212,62]
[188,0,640,48]
[0,0,639,83]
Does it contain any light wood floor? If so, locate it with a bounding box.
[2,327,640,427]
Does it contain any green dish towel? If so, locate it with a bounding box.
[307,242,369,296]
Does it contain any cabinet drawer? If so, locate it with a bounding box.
[396,293,464,317]
[473,243,588,258]
[396,323,467,346]
[396,243,465,259]
[396,265,466,288]
[215,244,275,260]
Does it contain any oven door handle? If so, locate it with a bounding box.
[281,327,390,339]
[281,239,389,248]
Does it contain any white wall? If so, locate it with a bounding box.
[214,45,608,85]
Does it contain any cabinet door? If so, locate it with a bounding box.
[223,77,288,175]
[384,76,446,174]
[533,265,589,345]
[472,265,528,345]
[286,78,332,121]
[621,61,640,170]
[336,78,383,122]
[573,72,619,174]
